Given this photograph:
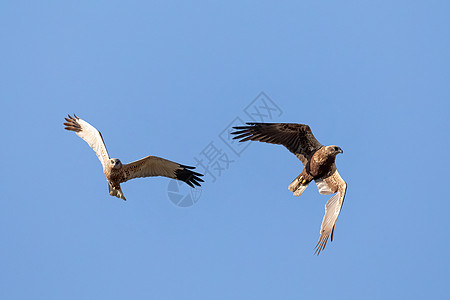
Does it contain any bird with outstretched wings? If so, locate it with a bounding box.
[232,123,347,255]
[64,114,203,201]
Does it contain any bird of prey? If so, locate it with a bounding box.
[231,123,347,255]
[64,114,203,201]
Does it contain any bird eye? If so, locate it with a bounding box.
[334,147,339,151]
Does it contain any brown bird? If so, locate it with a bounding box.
[231,123,347,255]
[64,114,203,201]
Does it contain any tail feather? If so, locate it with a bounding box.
[288,176,310,197]
[109,184,126,201]
[293,184,309,197]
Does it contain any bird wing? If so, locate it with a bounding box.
[121,156,204,187]
[314,170,347,255]
[231,123,323,165]
[64,114,110,170]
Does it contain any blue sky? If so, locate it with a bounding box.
[1,1,449,299]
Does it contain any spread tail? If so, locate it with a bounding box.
[109,184,126,201]
[288,175,310,197]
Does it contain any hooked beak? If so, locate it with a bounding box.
[338,148,343,154]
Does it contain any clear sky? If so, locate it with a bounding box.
[1,1,449,299]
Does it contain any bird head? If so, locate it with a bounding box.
[110,158,122,169]
[326,145,343,155]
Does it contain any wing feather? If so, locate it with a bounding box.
[314,170,347,255]
[231,123,323,165]
[64,114,110,170]
[121,156,204,188]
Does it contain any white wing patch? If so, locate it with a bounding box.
[320,192,341,234]
[315,178,333,195]
[314,191,343,255]
[64,115,110,170]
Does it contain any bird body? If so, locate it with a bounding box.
[232,122,347,255]
[64,115,203,201]
[289,145,342,196]
[308,146,339,178]
[104,160,126,199]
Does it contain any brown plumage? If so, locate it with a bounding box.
[231,122,347,255]
[64,114,203,201]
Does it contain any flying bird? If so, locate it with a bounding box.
[64,114,203,201]
[231,123,347,255]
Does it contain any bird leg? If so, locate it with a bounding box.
[299,176,308,185]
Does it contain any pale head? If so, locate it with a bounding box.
[109,158,123,169]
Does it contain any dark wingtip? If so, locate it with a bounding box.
[175,165,204,188]
[230,123,261,142]
[64,114,82,132]
[231,126,249,131]
[180,164,195,170]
